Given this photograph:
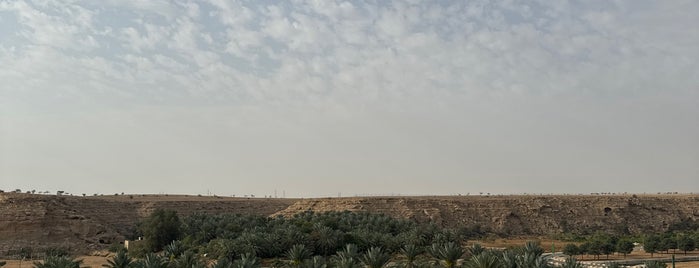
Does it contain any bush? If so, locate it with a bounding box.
[140,209,182,252]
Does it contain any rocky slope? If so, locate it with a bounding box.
[1,193,697,256]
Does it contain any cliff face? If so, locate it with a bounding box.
[0,194,295,256]
[1,193,698,256]
[273,195,699,235]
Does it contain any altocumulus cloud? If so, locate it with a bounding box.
[0,0,697,197]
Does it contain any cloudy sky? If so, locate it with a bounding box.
[1,0,697,197]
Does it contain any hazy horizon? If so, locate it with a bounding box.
[1,1,698,198]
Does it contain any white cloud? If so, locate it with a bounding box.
[1,0,698,196]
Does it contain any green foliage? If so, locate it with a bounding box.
[400,244,422,267]
[644,234,660,256]
[467,244,484,257]
[428,243,463,268]
[463,252,500,268]
[615,239,634,257]
[286,244,312,266]
[44,247,70,258]
[559,257,582,268]
[522,241,544,257]
[233,253,260,268]
[132,253,167,268]
[108,243,125,253]
[127,241,150,258]
[562,243,579,257]
[162,241,186,261]
[360,247,391,268]
[678,234,696,254]
[102,250,133,268]
[140,209,182,252]
[643,260,667,268]
[212,258,233,268]
[172,251,206,268]
[301,256,327,268]
[33,255,83,268]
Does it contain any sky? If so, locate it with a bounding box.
[1,0,698,198]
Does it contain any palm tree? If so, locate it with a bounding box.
[286,244,312,267]
[400,244,422,268]
[33,255,83,268]
[333,257,361,268]
[559,257,582,268]
[522,241,544,257]
[302,256,327,268]
[336,244,360,260]
[499,250,517,268]
[163,241,185,262]
[132,253,166,268]
[212,258,233,268]
[173,251,205,268]
[332,244,361,268]
[463,252,500,268]
[467,244,484,257]
[102,250,132,268]
[360,247,391,268]
[515,252,539,268]
[234,253,260,268]
[428,242,464,268]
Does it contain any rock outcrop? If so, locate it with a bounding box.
[1,193,697,256]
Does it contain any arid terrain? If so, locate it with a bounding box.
[1,193,698,257]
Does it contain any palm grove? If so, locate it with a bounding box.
[18,209,699,268]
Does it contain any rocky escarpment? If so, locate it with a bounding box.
[1,193,698,256]
[273,195,699,235]
[0,193,295,256]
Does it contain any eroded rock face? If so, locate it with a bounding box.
[273,195,699,235]
[0,193,295,256]
[1,193,697,256]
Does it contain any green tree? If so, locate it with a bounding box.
[332,244,360,268]
[678,235,696,255]
[659,236,676,254]
[468,243,484,257]
[360,247,391,268]
[33,256,83,268]
[400,244,422,268]
[644,235,660,257]
[302,256,327,268]
[173,251,205,268]
[464,252,501,268]
[562,244,579,258]
[428,242,464,268]
[102,250,132,268]
[132,253,167,268]
[286,244,312,267]
[615,239,634,258]
[140,209,182,252]
[212,258,233,268]
[233,253,260,268]
[163,240,185,261]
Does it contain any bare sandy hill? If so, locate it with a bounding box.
[1,193,697,256]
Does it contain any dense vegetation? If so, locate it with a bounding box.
[22,209,699,268]
[561,230,699,260]
[130,209,483,259]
